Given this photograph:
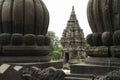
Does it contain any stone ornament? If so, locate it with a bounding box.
[86,0,120,58]
[0,0,50,62]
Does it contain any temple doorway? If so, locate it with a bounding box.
[65,53,69,63]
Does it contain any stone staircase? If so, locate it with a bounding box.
[64,74,95,80]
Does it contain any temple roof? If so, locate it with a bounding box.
[61,6,85,43]
[68,6,78,23]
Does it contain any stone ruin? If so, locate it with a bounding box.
[70,0,120,77]
[61,6,86,64]
[0,0,63,80]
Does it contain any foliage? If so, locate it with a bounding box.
[85,42,90,49]
[47,31,62,60]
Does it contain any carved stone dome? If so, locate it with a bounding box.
[0,0,50,62]
[87,0,120,33]
[87,0,120,46]
[1,0,49,35]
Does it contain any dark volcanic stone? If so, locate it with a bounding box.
[45,36,51,45]
[86,46,109,57]
[0,33,11,45]
[110,46,120,58]
[1,0,49,35]
[25,67,65,80]
[86,33,93,46]
[87,0,120,33]
[11,33,23,45]
[102,32,113,46]
[113,30,120,45]
[36,35,45,45]
[24,34,36,45]
[92,33,102,46]
[96,69,120,80]
[36,67,65,80]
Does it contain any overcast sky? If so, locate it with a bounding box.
[43,0,92,38]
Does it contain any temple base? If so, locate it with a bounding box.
[0,56,51,63]
[0,61,63,80]
[70,57,120,76]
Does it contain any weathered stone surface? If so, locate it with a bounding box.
[0,63,63,80]
[113,30,120,45]
[92,33,102,46]
[86,33,102,46]
[110,46,120,58]
[0,0,50,60]
[86,46,109,57]
[87,0,97,33]
[36,35,45,46]
[0,56,50,62]
[24,34,36,45]
[35,67,65,80]
[70,64,120,75]
[0,33,11,45]
[2,46,50,56]
[86,57,120,67]
[22,67,65,80]
[45,36,51,46]
[86,33,93,46]
[11,33,23,45]
[102,32,113,46]
[1,0,49,35]
[87,0,120,33]
[95,69,120,80]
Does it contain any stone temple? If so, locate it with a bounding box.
[61,6,86,64]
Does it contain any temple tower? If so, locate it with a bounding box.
[61,6,86,64]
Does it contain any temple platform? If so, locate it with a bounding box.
[70,57,120,76]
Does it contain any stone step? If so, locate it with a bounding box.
[64,73,95,80]
[86,57,120,67]
[64,77,92,80]
[70,63,120,75]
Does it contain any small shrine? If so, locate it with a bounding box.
[61,6,86,64]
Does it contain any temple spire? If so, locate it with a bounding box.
[69,6,78,22]
[72,6,75,14]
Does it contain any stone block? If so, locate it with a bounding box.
[2,46,50,56]
[70,64,120,75]
[85,57,120,67]
[86,46,109,57]
[0,56,50,62]
[110,46,120,58]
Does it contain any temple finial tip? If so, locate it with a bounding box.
[72,6,74,11]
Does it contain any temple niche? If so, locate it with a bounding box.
[61,6,86,64]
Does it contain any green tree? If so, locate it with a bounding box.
[47,31,62,60]
[85,42,90,49]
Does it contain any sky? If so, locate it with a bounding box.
[43,0,92,38]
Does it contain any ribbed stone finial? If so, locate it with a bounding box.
[0,0,51,62]
[72,6,74,11]
[1,0,49,35]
